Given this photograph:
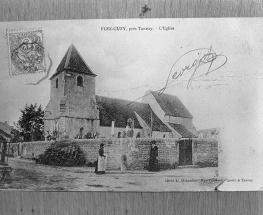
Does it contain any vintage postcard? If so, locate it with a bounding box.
[0,19,262,191]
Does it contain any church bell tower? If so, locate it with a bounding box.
[44,44,99,139]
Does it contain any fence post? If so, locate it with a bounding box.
[18,142,22,156]
[1,141,7,164]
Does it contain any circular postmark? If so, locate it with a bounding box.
[8,30,45,75]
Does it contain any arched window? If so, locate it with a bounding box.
[56,78,58,88]
[77,76,83,87]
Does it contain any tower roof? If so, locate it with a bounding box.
[50,44,96,79]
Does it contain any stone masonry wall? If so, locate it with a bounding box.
[19,138,218,170]
[21,141,53,159]
[104,138,179,171]
[192,138,218,167]
[68,138,179,171]
[19,138,178,170]
[76,139,111,163]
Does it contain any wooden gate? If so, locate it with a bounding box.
[179,139,192,166]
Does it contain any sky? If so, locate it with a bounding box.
[0,19,262,130]
[1,18,263,189]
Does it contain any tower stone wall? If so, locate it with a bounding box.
[44,45,98,139]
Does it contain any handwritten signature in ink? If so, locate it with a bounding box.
[159,46,227,94]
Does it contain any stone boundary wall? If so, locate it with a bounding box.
[18,138,218,170]
[103,138,178,171]
[192,138,218,167]
[54,138,179,171]
[21,141,53,158]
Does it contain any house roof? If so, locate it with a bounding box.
[50,44,96,80]
[168,123,197,138]
[0,128,12,140]
[95,95,170,132]
[150,91,193,118]
[0,121,12,141]
[0,121,11,135]
[0,129,12,138]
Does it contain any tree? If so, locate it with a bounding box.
[10,126,22,143]
[13,104,44,142]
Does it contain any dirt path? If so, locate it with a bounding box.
[0,158,221,191]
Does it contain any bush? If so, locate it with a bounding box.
[36,140,87,167]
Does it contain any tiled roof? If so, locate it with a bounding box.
[168,123,197,138]
[0,121,11,135]
[50,44,96,79]
[0,128,12,140]
[95,95,170,132]
[150,91,193,118]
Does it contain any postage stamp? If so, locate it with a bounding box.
[6,28,45,75]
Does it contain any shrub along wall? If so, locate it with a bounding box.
[19,138,218,170]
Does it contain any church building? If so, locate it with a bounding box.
[44,45,197,140]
